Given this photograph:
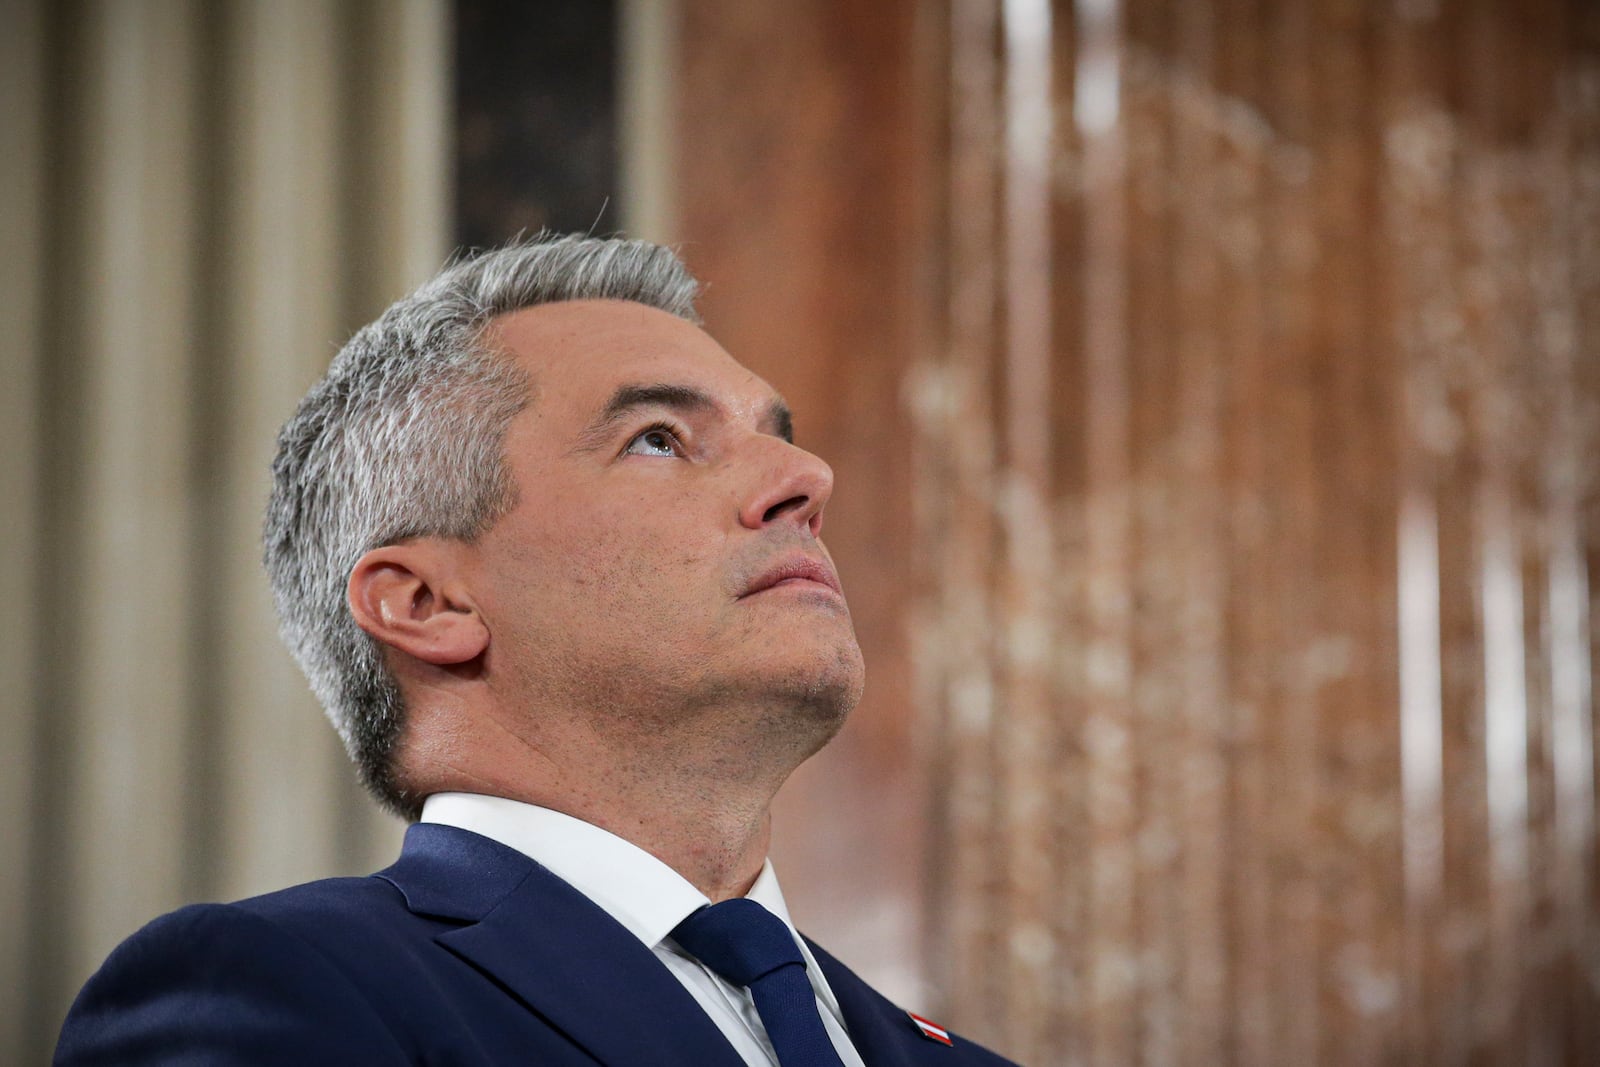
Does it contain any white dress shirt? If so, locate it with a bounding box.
[421,792,867,1067]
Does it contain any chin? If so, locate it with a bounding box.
[770,641,866,745]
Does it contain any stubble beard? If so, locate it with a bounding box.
[555,631,867,788]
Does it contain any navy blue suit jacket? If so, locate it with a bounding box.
[57,823,1019,1065]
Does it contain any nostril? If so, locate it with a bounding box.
[762,495,808,523]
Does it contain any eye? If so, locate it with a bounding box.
[623,423,683,458]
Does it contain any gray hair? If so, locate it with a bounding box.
[263,234,701,819]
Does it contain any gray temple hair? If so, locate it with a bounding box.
[263,234,701,820]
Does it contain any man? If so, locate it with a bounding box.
[56,235,1019,1065]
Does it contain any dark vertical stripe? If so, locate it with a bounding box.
[183,0,233,907]
[331,0,379,870]
[453,0,619,247]
[28,1,87,1056]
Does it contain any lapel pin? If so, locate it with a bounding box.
[908,1011,954,1046]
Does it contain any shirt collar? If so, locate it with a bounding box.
[421,792,796,949]
[420,792,844,1024]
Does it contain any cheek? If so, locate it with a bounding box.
[533,502,729,614]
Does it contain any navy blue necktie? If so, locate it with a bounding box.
[671,899,848,1067]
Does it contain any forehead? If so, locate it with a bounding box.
[483,299,777,430]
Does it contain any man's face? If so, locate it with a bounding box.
[466,299,865,757]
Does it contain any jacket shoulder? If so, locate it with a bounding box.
[55,897,412,1065]
[230,871,412,934]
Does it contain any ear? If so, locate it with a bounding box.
[346,542,489,667]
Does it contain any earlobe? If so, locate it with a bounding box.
[347,545,489,667]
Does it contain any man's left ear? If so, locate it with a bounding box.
[346,543,489,667]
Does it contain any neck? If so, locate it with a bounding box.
[399,698,801,901]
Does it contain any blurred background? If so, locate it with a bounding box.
[2,0,1597,1063]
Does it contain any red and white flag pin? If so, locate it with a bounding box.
[908,1011,954,1046]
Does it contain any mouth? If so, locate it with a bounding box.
[739,554,844,599]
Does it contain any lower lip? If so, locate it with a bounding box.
[753,577,842,597]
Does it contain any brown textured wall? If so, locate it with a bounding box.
[673,0,1600,1063]
[672,0,932,1004]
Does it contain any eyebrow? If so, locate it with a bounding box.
[572,382,794,453]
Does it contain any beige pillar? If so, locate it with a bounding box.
[1,2,448,1059]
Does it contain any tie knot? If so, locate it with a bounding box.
[670,899,806,988]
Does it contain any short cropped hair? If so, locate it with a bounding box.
[263,234,701,819]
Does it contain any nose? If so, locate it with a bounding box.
[738,439,835,537]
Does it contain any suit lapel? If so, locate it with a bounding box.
[380,824,745,1067]
[807,937,929,1067]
